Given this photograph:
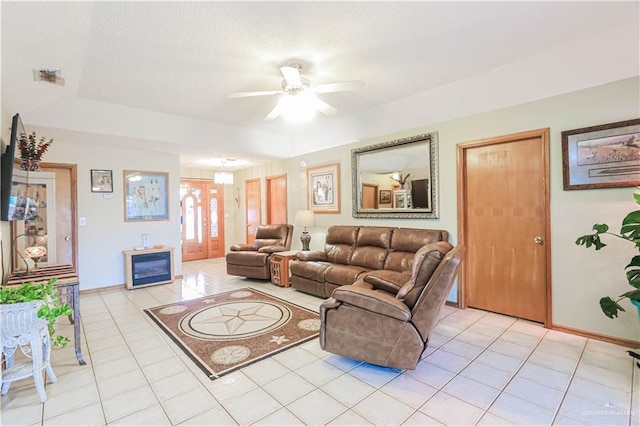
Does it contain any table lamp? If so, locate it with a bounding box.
[24,245,47,269]
[294,210,316,251]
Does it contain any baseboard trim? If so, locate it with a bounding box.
[445,300,459,308]
[552,324,640,349]
[80,283,126,294]
[80,275,183,295]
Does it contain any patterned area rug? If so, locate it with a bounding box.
[144,288,320,380]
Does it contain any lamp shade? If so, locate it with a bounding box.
[294,210,316,228]
[24,245,47,259]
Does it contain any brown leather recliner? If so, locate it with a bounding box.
[226,224,293,280]
[319,243,465,370]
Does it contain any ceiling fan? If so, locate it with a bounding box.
[227,64,364,121]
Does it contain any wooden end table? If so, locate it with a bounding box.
[270,251,299,288]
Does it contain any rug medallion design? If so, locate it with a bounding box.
[144,288,320,379]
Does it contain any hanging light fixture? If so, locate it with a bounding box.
[214,159,234,185]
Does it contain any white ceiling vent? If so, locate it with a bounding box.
[33,67,65,86]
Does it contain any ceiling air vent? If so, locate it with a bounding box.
[33,67,65,86]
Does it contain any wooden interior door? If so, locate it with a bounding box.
[40,162,77,268]
[266,174,287,224]
[457,129,551,325]
[245,178,261,245]
[362,183,378,209]
[180,179,226,261]
[206,183,225,258]
[180,181,206,261]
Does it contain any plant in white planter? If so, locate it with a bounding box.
[0,279,72,348]
[575,190,640,319]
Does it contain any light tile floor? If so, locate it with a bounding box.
[2,258,639,425]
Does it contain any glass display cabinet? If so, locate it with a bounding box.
[12,171,57,271]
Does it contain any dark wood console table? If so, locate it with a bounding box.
[7,264,86,365]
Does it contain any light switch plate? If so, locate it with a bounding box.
[142,234,150,248]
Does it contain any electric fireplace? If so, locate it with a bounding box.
[123,247,175,289]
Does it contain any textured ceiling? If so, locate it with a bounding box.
[1,1,638,170]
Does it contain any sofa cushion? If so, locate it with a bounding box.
[290,260,333,282]
[397,241,454,307]
[390,228,448,252]
[296,251,328,262]
[363,270,411,295]
[230,244,256,251]
[255,239,282,249]
[226,251,270,267]
[256,225,290,241]
[324,226,359,265]
[257,245,286,253]
[324,264,369,287]
[350,227,393,270]
[384,228,449,272]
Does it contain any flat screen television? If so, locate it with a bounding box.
[1,113,29,221]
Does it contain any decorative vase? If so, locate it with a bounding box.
[29,160,40,172]
[20,158,29,171]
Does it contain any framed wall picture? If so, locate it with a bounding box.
[379,189,391,204]
[562,118,640,190]
[123,170,169,221]
[307,162,340,214]
[90,169,113,193]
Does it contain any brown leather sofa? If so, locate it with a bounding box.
[226,224,293,280]
[320,243,465,370]
[290,225,449,298]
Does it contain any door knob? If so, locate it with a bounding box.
[64,236,71,241]
[533,236,543,245]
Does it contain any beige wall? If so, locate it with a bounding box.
[0,124,182,290]
[233,77,640,342]
[2,77,638,341]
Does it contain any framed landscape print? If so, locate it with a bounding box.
[562,119,640,190]
[307,162,340,214]
[123,170,169,221]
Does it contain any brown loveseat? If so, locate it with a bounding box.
[226,224,293,280]
[320,243,465,370]
[290,225,449,298]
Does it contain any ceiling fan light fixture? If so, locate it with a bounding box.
[279,90,317,122]
[229,62,362,121]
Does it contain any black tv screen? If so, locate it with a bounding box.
[1,113,28,221]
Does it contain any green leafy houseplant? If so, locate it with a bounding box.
[575,190,640,319]
[0,278,72,348]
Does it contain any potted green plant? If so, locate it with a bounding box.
[575,190,640,319]
[0,279,72,348]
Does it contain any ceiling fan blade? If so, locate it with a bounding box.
[314,80,365,94]
[280,66,302,87]
[227,90,282,98]
[264,103,282,121]
[311,97,338,116]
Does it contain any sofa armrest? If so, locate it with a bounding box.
[363,270,410,295]
[296,251,328,262]
[230,244,256,251]
[257,245,287,254]
[332,286,411,322]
